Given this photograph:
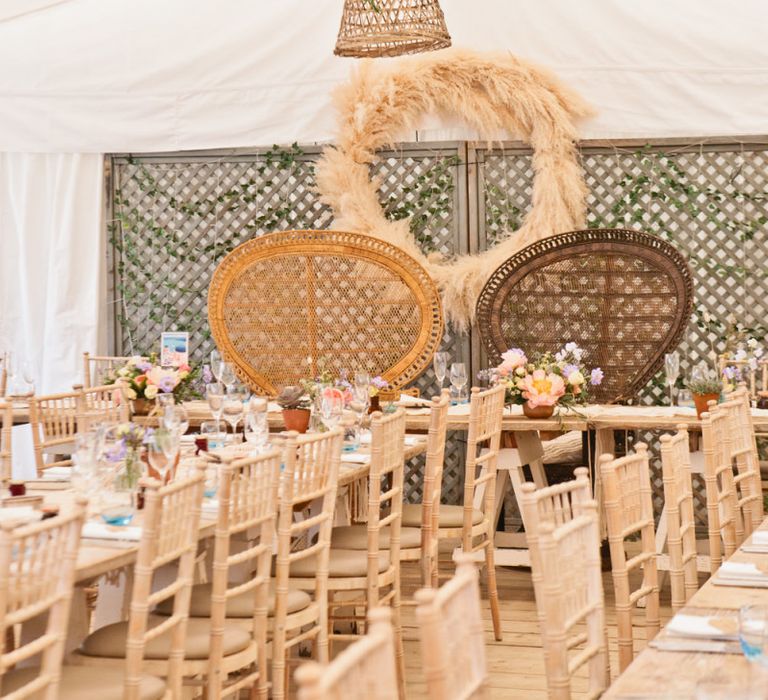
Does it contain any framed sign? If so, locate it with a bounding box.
[160,332,189,367]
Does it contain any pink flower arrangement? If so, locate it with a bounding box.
[519,370,566,407]
[105,354,199,403]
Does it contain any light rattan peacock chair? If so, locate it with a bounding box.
[208,230,444,395]
[476,229,694,404]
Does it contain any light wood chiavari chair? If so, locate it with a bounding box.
[701,406,743,573]
[74,465,252,699]
[82,352,135,389]
[659,426,699,612]
[28,386,81,476]
[529,500,608,700]
[0,499,92,699]
[599,444,660,673]
[272,428,343,700]
[410,384,505,641]
[291,410,407,698]
[718,386,763,536]
[0,401,11,484]
[331,390,450,589]
[155,451,282,699]
[294,608,398,700]
[520,468,592,640]
[414,554,488,700]
[76,383,130,432]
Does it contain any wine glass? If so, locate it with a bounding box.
[244,411,269,453]
[664,352,680,406]
[320,390,344,431]
[219,362,237,390]
[72,430,103,498]
[146,428,178,483]
[433,352,449,391]
[450,362,468,403]
[222,384,246,443]
[740,605,768,665]
[210,349,223,382]
[21,361,34,395]
[206,382,225,433]
[163,404,189,436]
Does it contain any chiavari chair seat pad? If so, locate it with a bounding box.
[330,524,422,550]
[79,616,251,660]
[155,582,312,618]
[289,548,390,578]
[1,665,166,700]
[401,503,484,529]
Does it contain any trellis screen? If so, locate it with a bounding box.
[109,137,768,507]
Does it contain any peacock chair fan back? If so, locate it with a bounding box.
[208,230,444,395]
[476,229,694,403]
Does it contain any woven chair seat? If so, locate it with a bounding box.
[208,230,443,394]
[476,229,694,403]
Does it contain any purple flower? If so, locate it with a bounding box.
[563,364,578,379]
[136,360,153,372]
[371,376,388,389]
[105,439,127,463]
[158,376,177,393]
[202,364,213,383]
[590,368,604,386]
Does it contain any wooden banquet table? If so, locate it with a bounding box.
[604,515,768,699]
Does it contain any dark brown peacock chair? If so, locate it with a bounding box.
[475,229,694,404]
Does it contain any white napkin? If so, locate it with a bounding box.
[0,507,39,524]
[447,403,471,416]
[404,435,424,446]
[666,614,738,640]
[751,531,768,547]
[41,466,72,480]
[340,453,370,464]
[180,434,197,445]
[81,522,142,541]
[201,500,219,516]
[397,394,432,407]
[719,561,768,580]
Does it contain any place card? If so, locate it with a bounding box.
[160,331,189,367]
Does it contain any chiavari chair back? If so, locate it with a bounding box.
[0,401,11,484]
[530,501,608,700]
[28,386,81,475]
[294,608,398,700]
[701,407,743,573]
[75,383,130,432]
[599,444,660,672]
[718,386,763,535]
[414,554,488,700]
[0,500,87,699]
[82,352,135,389]
[272,428,342,700]
[659,426,699,612]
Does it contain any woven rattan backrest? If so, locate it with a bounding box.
[414,554,488,700]
[599,445,660,672]
[660,427,698,612]
[28,387,80,475]
[295,608,398,700]
[207,450,280,698]
[719,386,763,535]
[463,384,505,531]
[421,390,450,588]
[0,402,11,484]
[275,429,342,671]
[76,383,129,432]
[207,230,443,394]
[531,501,608,700]
[701,407,743,573]
[0,500,86,699]
[520,468,592,623]
[366,408,406,599]
[476,229,694,403]
[82,352,135,389]
[125,467,206,700]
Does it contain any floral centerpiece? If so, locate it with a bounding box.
[483,342,603,419]
[720,336,764,393]
[105,354,199,413]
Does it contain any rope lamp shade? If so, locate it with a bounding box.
[334,0,451,58]
[475,229,694,404]
[208,230,444,395]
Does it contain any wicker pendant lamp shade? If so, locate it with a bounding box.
[334,0,451,58]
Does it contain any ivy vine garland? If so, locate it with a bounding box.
[315,48,593,328]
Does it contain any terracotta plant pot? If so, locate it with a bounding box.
[282,408,311,433]
[693,392,719,418]
[522,402,555,419]
[132,398,154,416]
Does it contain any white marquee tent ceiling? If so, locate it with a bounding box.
[0,0,766,152]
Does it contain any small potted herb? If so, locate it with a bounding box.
[687,375,722,418]
[276,385,311,433]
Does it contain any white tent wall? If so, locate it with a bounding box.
[0,0,767,390]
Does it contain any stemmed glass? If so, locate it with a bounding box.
[433,352,449,391]
[72,429,104,499]
[739,605,768,665]
[320,390,344,431]
[244,411,269,453]
[222,384,247,443]
[219,362,237,390]
[206,382,225,433]
[450,362,468,404]
[146,428,179,483]
[210,349,223,382]
[163,404,189,436]
[21,361,34,395]
[664,352,680,407]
